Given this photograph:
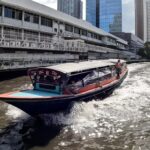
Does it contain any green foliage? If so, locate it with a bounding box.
[138,42,150,59]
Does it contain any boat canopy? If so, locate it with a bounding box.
[27,59,126,94]
[45,59,126,75]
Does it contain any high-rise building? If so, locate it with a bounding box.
[86,0,99,27]
[86,0,122,32]
[135,0,144,40]
[144,0,150,42]
[57,0,82,19]
[99,0,122,32]
[135,0,150,42]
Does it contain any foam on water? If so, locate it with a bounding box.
[42,63,150,137]
[1,63,150,150]
[6,105,29,120]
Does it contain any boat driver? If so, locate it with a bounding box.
[115,59,121,79]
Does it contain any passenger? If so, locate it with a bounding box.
[45,71,53,83]
[115,59,121,79]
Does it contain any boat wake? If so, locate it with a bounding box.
[37,63,150,149]
[1,63,150,150]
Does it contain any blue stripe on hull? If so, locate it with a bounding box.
[11,90,60,97]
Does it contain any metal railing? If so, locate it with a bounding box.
[0,31,120,53]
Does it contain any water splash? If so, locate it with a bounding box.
[1,63,150,150]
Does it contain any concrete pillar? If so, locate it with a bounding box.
[38,32,40,42]
[1,26,4,39]
[39,16,41,30]
[22,11,24,26]
[22,29,24,40]
[2,5,4,22]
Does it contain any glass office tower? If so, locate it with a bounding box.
[86,0,122,32]
[57,0,82,19]
[100,0,122,32]
[86,0,97,26]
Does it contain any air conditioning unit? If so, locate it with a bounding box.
[40,44,45,49]
[45,45,49,49]
[24,42,30,48]
[31,43,37,48]
[16,42,21,47]
[4,42,10,47]
[10,41,16,47]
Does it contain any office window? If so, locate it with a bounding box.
[24,12,39,24]
[41,17,52,27]
[4,7,22,20]
[65,24,73,32]
[0,6,2,16]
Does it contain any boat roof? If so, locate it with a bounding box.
[42,59,126,75]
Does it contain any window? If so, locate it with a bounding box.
[24,30,38,41]
[54,28,57,32]
[98,35,102,40]
[41,17,52,27]
[4,27,22,40]
[81,29,87,36]
[74,27,80,34]
[24,12,39,24]
[60,29,63,33]
[24,13,30,22]
[0,6,2,16]
[33,15,39,24]
[4,7,22,20]
[40,33,52,42]
[65,24,73,32]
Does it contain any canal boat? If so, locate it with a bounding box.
[0,59,128,116]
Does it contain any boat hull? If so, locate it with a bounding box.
[0,71,127,116]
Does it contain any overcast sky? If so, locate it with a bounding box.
[33,0,135,33]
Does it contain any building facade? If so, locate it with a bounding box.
[135,0,144,40]
[86,0,122,32]
[111,32,144,53]
[100,0,122,32]
[135,0,150,42]
[57,0,82,19]
[86,0,99,27]
[0,0,136,71]
[144,0,150,42]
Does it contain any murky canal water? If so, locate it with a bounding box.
[0,63,150,150]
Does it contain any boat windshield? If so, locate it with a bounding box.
[29,69,66,93]
[29,69,63,85]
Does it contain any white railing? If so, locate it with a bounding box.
[0,30,122,54]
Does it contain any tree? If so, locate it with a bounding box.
[138,42,150,59]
